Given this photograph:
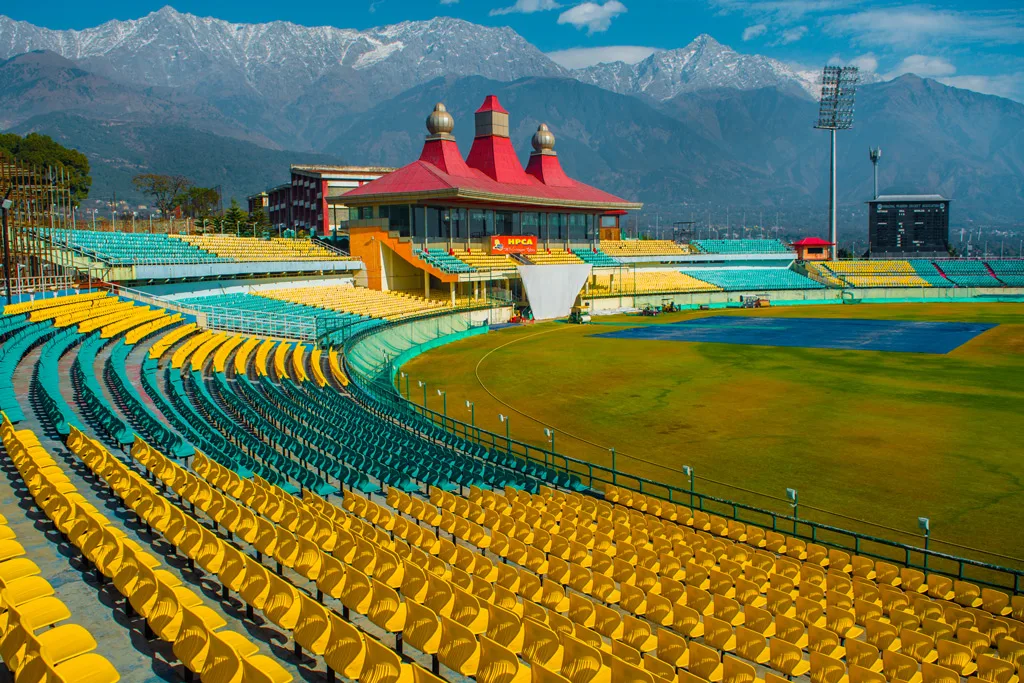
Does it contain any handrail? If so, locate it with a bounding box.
[341,313,1024,595]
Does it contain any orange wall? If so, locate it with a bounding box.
[349,225,387,290]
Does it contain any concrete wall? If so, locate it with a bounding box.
[133,260,362,280]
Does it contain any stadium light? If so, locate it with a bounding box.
[498,414,510,453]
[1,189,12,306]
[417,380,427,408]
[683,465,695,508]
[436,389,446,419]
[786,487,799,534]
[399,371,409,398]
[544,428,555,468]
[918,516,931,569]
[465,400,475,432]
[815,65,859,259]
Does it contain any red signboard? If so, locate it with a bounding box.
[490,235,538,255]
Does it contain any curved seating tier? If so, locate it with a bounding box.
[171,234,352,262]
[573,248,620,267]
[39,228,230,265]
[682,268,824,291]
[692,240,792,255]
[599,240,690,257]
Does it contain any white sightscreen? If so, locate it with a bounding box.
[517,264,592,320]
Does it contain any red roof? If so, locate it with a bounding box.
[476,95,509,115]
[791,237,834,246]
[342,95,642,211]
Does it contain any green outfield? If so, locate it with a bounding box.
[402,302,1024,564]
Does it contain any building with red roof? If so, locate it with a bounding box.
[791,236,834,261]
[341,96,642,246]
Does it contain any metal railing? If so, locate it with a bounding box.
[341,314,1024,595]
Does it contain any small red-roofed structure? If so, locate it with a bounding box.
[791,237,834,261]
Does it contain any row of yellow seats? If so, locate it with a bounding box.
[65,427,294,683]
[77,303,149,334]
[528,251,585,265]
[134,443,444,682]
[598,484,1019,620]
[826,261,916,274]
[192,450,594,683]
[126,313,182,346]
[388,483,1024,683]
[98,307,167,338]
[328,350,350,387]
[309,349,328,388]
[149,323,198,359]
[426,482,1024,678]
[212,335,245,374]
[599,241,687,256]
[0,416,121,683]
[172,235,349,261]
[804,264,848,288]
[2,291,108,317]
[837,276,933,288]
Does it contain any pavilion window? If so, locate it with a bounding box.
[470,210,489,238]
[548,213,567,241]
[568,213,588,241]
[425,206,442,239]
[495,211,514,236]
[521,212,540,237]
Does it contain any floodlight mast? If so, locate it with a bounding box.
[815,66,859,259]
[869,147,882,200]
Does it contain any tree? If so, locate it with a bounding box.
[0,132,92,204]
[179,186,221,218]
[132,174,191,217]
[222,199,248,234]
[248,208,270,234]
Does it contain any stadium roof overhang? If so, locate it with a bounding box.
[340,187,643,212]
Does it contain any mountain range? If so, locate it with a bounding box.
[1,7,1022,231]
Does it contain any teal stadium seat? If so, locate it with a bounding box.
[908,260,953,287]
[692,239,792,254]
[41,228,229,265]
[936,260,1002,287]
[986,260,1024,286]
[572,248,620,267]
[416,249,476,274]
[681,268,823,291]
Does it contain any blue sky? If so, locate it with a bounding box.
[6,0,1024,100]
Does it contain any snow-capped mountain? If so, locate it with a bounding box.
[0,7,565,98]
[575,35,822,101]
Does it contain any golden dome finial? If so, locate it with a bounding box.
[426,102,455,138]
[532,123,556,154]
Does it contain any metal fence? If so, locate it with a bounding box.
[341,314,1024,595]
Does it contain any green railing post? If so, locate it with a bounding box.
[544,428,555,470]
[611,448,617,485]
[683,465,694,508]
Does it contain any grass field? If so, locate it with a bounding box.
[402,302,1024,566]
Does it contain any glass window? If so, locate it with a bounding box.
[470,210,489,238]
[600,215,618,228]
[548,213,567,241]
[495,211,514,236]
[521,212,540,237]
[568,214,588,242]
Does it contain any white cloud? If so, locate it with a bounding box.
[937,73,1024,101]
[490,0,561,16]
[825,6,1024,48]
[849,53,878,73]
[557,1,628,34]
[742,24,767,41]
[546,45,659,68]
[886,54,956,79]
[712,0,863,23]
[771,25,807,44]
[440,0,459,4]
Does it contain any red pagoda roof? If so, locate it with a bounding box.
[342,96,642,211]
[791,237,834,246]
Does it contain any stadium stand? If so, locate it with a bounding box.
[171,234,352,261]
[572,248,620,267]
[986,260,1024,286]
[682,268,825,291]
[803,263,849,288]
[821,261,936,288]
[4,290,1024,683]
[526,249,585,265]
[591,270,721,295]
[415,248,476,273]
[177,292,371,340]
[257,284,450,321]
[909,260,954,287]
[450,249,517,271]
[693,239,792,254]
[936,261,1003,288]
[599,239,689,257]
[40,228,229,265]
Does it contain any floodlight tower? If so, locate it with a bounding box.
[815,65,859,259]
[869,147,882,199]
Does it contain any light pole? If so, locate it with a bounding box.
[683,465,695,508]
[498,414,510,454]
[918,517,931,570]
[436,389,447,421]
[417,381,427,409]
[610,447,617,485]
[466,400,475,435]
[2,190,13,306]
[786,488,799,534]
[399,372,409,399]
[544,428,555,469]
